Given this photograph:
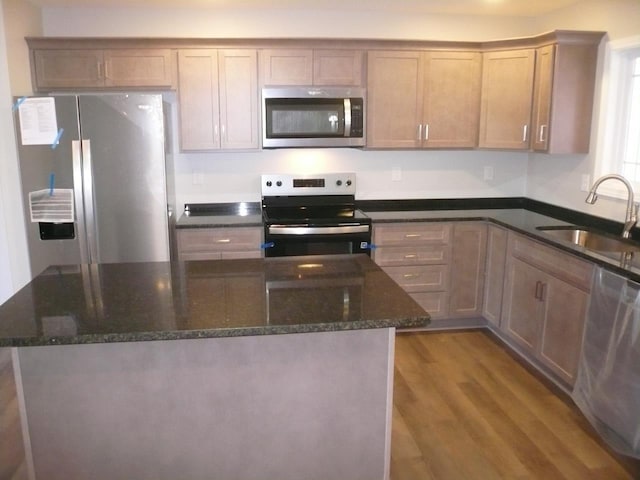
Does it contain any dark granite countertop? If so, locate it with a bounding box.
[174,199,640,282]
[365,208,640,282]
[0,255,429,347]
[176,202,263,228]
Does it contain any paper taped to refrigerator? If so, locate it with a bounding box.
[18,97,59,145]
[29,189,74,223]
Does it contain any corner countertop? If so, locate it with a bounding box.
[0,254,429,347]
[364,208,640,282]
[174,199,640,282]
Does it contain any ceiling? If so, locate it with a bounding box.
[27,0,585,17]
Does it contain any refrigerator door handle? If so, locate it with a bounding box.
[81,139,98,263]
[72,140,90,264]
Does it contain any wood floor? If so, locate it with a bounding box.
[390,330,640,480]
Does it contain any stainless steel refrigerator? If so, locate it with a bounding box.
[14,94,173,277]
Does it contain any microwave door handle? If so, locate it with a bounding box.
[344,98,351,137]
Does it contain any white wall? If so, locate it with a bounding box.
[41,6,537,41]
[527,0,640,224]
[41,4,537,210]
[0,0,39,301]
[1,1,638,301]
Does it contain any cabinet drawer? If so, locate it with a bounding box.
[410,291,448,319]
[177,227,262,254]
[382,265,449,292]
[374,245,449,266]
[373,223,451,245]
[508,232,593,291]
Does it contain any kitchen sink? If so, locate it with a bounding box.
[536,226,640,253]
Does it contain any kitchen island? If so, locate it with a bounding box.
[0,254,428,480]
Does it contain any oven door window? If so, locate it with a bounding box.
[265,98,345,138]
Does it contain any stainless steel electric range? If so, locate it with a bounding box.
[261,172,372,257]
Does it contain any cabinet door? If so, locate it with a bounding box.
[449,222,487,318]
[366,51,423,148]
[178,49,220,150]
[539,276,589,385]
[260,49,313,85]
[531,45,555,151]
[482,225,508,326]
[218,49,259,149]
[103,49,174,88]
[33,49,104,89]
[539,41,600,154]
[478,49,535,149]
[422,51,481,148]
[313,49,363,86]
[501,257,541,352]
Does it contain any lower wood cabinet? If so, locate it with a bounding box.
[372,222,451,319]
[176,227,263,261]
[501,231,593,385]
[449,222,487,318]
[372,221,487,321]
[482,225,508,326]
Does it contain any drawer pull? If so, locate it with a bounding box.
[216,238,231,243]
[403,273,421,279]
[405,234,422,238]
[404,254,418,259]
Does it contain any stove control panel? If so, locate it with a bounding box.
[261,173,356,196]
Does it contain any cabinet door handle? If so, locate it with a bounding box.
[539,124,547,142]
[522,124,528,142]
[534,281,541,300]
[417,124,423,141]
[97,61,103,80]
[424,124,429,141]
[539,282,547,302]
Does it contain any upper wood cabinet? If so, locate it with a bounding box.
[367,50,481,149]
[26,31,604,153]
[32,48,175,90]
[478,49,536,150]
[367,51,423,148]
[260,48,363,86]
[530,34,601,153]
[177,49,259,151]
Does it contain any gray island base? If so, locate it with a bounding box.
[0,255,429,479]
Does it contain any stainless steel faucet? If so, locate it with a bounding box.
[585,174,639,239]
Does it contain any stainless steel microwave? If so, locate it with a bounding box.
[262,87,366,148]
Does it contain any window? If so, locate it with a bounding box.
[621,55,640,181]
[594,37,640,198]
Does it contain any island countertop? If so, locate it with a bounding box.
[0,254,429,347]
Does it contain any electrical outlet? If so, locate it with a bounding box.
[483,166,494,181]
[392,168,402,181]
[581,174,591,192]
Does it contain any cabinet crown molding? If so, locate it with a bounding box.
[26,30,606,52]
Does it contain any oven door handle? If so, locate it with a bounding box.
[268,224,371,235]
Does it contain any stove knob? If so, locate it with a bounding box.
[266,181,272,187]
[276,181,282,187]
[346,180,352,186]
[336,180,343,186]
